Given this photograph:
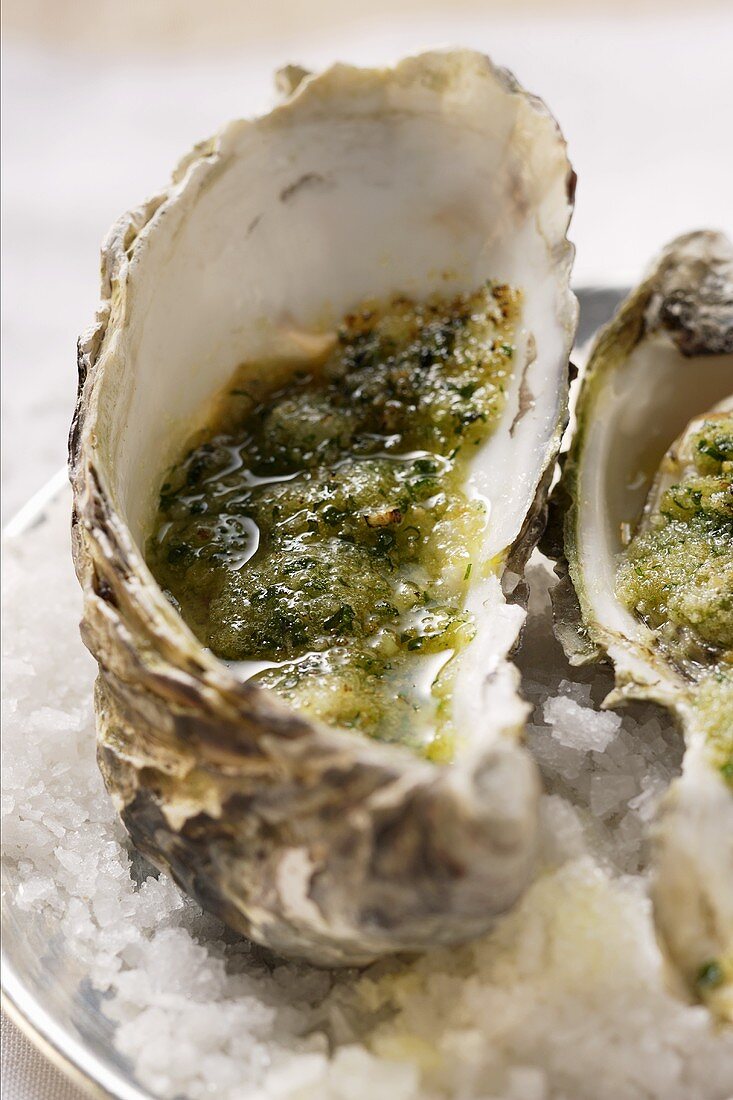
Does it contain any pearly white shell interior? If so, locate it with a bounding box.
[576,336,733,648]
[92,55,572,571]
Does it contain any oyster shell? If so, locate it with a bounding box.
[70,50,576,965]
[549,230,733,1015]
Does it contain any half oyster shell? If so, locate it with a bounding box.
[70,50,576,965]
[549,230,733,1015]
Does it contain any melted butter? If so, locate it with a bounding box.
[147,283,521,757]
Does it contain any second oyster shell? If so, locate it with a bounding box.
[549,230,733,1016]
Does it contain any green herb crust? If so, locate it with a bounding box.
[616,414,733,781]
[147,284,520,757]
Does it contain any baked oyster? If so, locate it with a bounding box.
[550,230,733,1016]
[70,50,576,965]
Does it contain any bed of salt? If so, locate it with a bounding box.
[3,487,733,1100]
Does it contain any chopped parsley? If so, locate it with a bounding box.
[147,284,520,755]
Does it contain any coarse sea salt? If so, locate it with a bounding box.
[543,694,621,752]
[3,489,733,1100]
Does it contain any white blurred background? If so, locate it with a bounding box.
[2,0,733,520]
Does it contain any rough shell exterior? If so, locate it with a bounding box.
[70,51,576,966]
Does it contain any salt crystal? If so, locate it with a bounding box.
[590,774,639,817]
[628,776,667,823]
[543,695,621,752]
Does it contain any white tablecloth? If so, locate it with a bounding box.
[1,1015,87,1100]
[2,6,732,1097]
